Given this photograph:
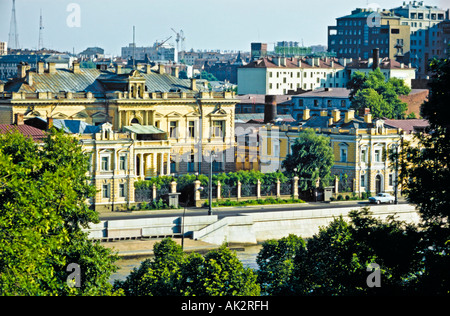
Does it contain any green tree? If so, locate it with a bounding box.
[256,234,306,295]
[282,128,334,191]
[256,209,422,295]
[115,238,260,296]
[347,68,411,119]
[0,129,120,296]
[398,56,450,294]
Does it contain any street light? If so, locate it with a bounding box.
[209,150,217,216]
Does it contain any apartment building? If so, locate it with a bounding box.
[328,8,411,63]
[391,1,450,78]
[237,56,348,95]
[0,42,7,56]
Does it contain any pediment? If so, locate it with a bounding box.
[52,112,69,119]
[165,111,183,117]
[71,110,89,118]
[91,111,109,118]
[208,108,228,116]
[185,110,201,117]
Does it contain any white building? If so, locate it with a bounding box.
[237,56,349,95]
[122,42,178,63]
[238,54,416,96]
[346,57,416,87]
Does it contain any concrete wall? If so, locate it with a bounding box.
[84,204,420,245]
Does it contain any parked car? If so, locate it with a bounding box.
[368,193,395,204]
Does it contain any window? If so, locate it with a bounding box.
[360,174,366,188]
[119,155,126,170]
[188,151,196,172]
[188,121,196,138]
[169,121,178,138]
[101,156,109,171]
[212,120,225,138]
[340,148,348,162]
[375,149,381,162]
[102,184,110,198]
[389,174,393,186]
[119,183,126,198]
[361,148,367,163]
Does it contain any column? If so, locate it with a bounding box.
[237,181,241,199]
[194,179,202,207]
[160,152,164,176]
[166,152,171,175]
[257,179,261,199]
[217,180,221,200]
[152,153,157,177]
[276,179,281,198]
[139,153,144,180]
[293,176,299,200]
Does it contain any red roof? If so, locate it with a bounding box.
[0,124,46,142]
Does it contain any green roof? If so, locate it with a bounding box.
[123,125,166,134]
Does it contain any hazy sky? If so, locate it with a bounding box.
[0,0,446,56]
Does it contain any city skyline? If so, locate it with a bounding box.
[0,0,446,56]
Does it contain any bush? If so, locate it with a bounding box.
[337,194,344,201]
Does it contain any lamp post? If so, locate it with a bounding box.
[209,150,217,215]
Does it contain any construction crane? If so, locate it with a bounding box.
[171,28,186,52]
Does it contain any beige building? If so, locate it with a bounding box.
[0,61,239,211]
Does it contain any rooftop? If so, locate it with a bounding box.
[0,123,46,142]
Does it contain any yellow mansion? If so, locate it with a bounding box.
[0,61,238,211]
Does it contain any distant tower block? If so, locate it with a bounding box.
[8,0,20,50]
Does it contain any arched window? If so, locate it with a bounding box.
[131,118,140,124]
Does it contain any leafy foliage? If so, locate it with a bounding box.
[347,68,411,119]
[0,129,120,296]
[115,238,260,296]
[282,128,334,190]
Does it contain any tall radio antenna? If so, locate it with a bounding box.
[38,9,44,51]
[8,0,20,50]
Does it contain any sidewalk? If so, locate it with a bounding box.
[102,237,220,257]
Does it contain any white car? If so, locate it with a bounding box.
[368,193,395,204]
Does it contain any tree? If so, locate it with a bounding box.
[256,209,422,295]
[115,238,260,296]
[397,56,450,294]
[282,128,334,191]
[256,234,306,295]
[0,129,120,296]
[347,68,411,119]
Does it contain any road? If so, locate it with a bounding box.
[99,198,409,221]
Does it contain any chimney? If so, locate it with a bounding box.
[364,113,372,124]
[158,64,165,74]
[116,64,123,75]
[358,107,370,117]
[303,108,310,120]
[17,63,27,78]
[191,78,198,91]
[0,82,4,92]
[26,71,33,86]
[320,110,328,116]
[146,64,152,74]
[73,62,81,74]
[332,109,341,122]
[172,66,179,78]
[372,48,380,70]
[280,57,287,67]
[345,109,355,123]
[47,117,54,130]
[264,95,277,123]
[48,62,56,74]
[15,113,24,125]
[328,117,334,126]
[37,61,45,74]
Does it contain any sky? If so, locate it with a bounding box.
[0,0,447,56]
